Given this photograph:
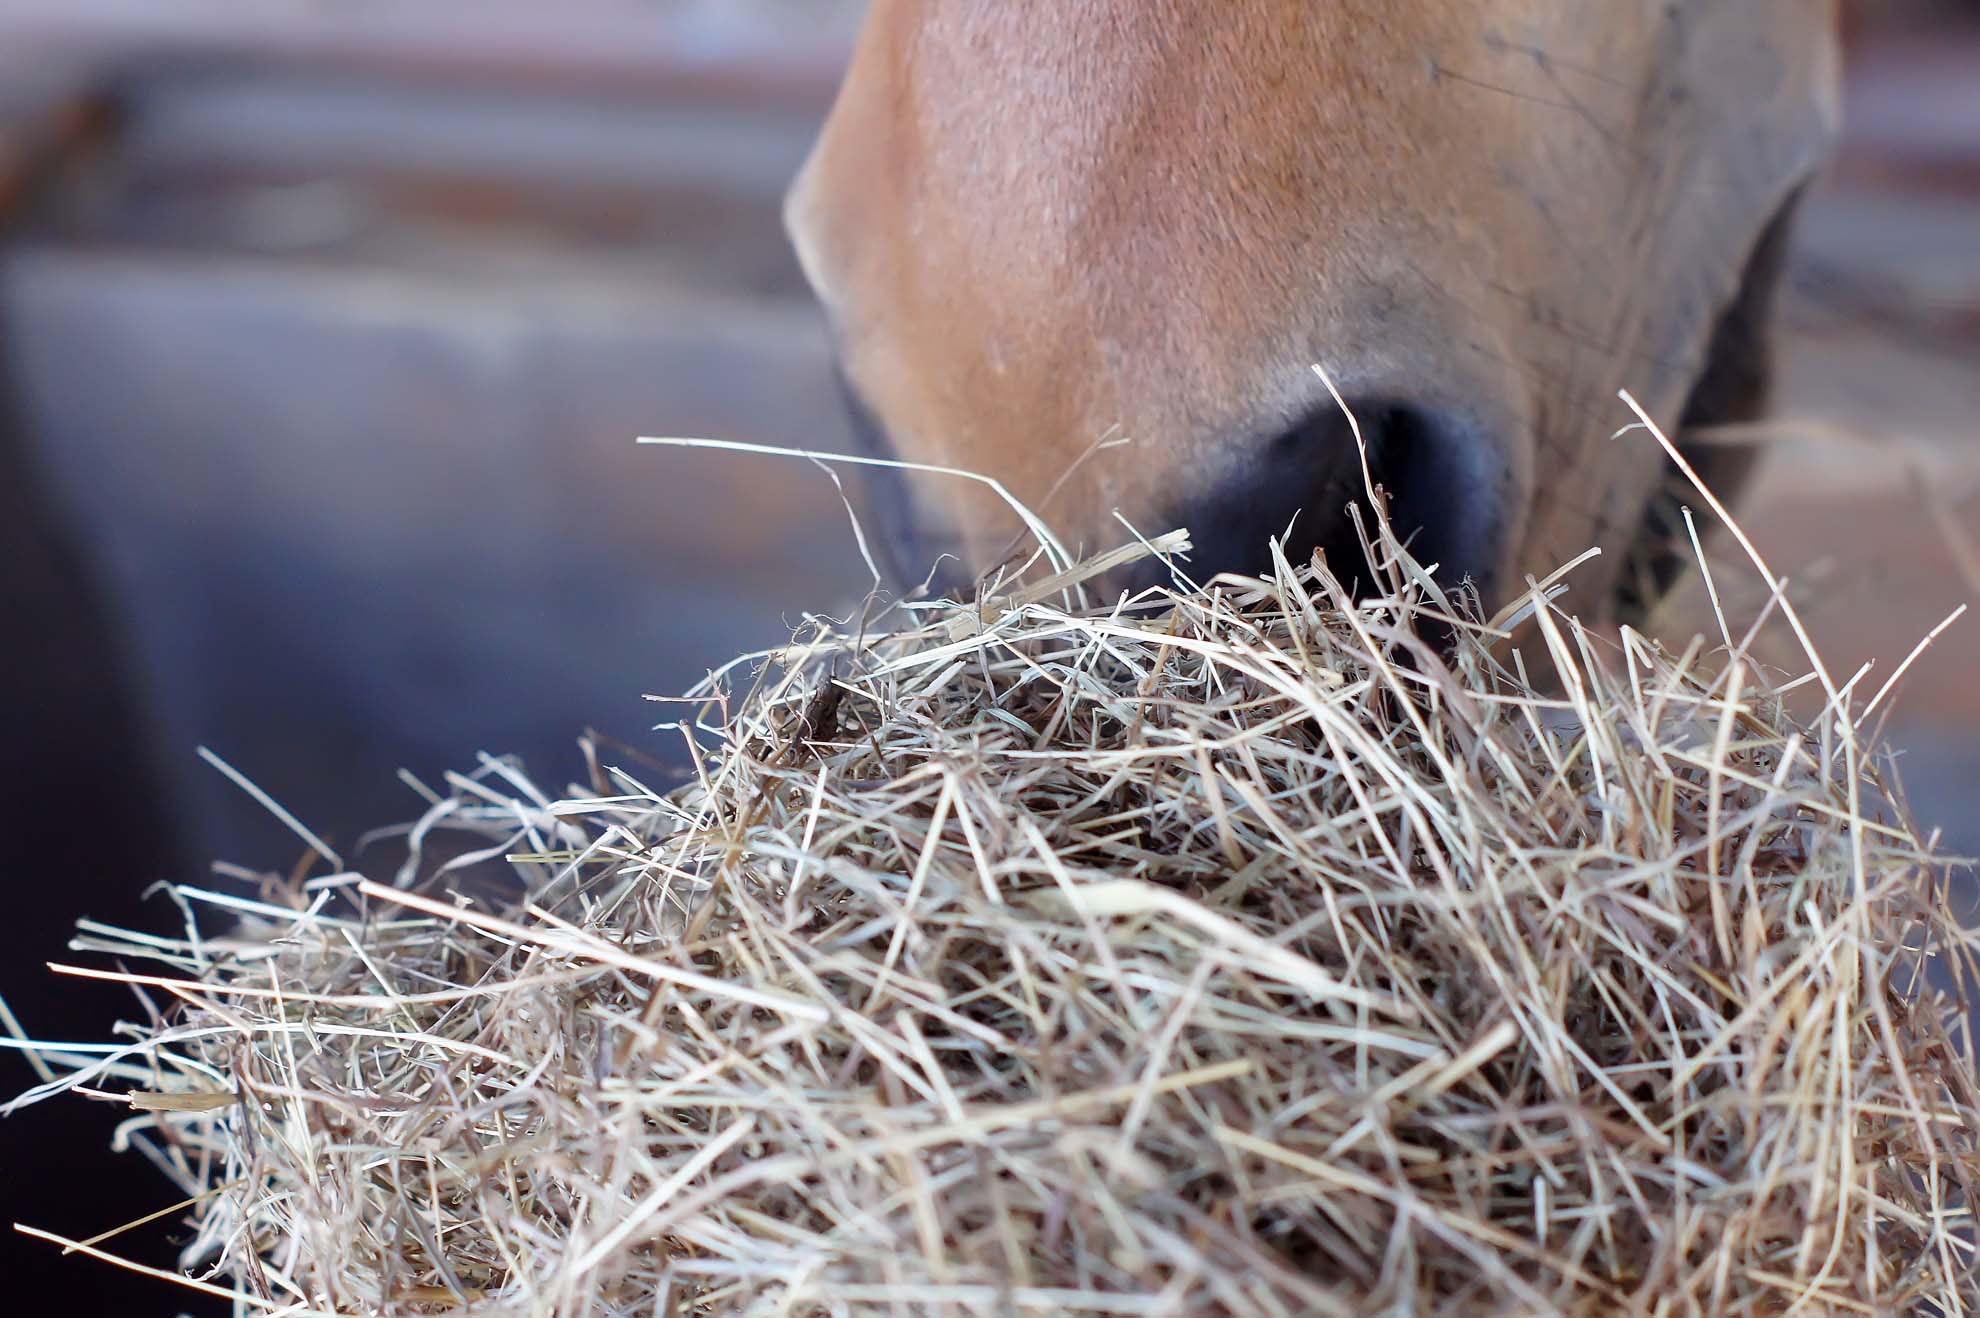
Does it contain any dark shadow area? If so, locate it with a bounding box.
[0,270,206,1316]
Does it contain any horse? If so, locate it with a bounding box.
[784,1,1840,617]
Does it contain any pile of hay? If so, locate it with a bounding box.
[17,446,1980,1312]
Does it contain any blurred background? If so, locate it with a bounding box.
[0,1,1973,1309]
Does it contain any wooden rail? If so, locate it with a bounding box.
[0,1,862,109]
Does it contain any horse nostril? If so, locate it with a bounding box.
[1140,399,1516,608]
[1156,404,1370,591]
[1373,403,1517,607]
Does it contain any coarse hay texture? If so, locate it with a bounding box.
[13,431,1980,1315]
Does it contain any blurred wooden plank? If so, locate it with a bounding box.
[0,0,863,108]
[1838,34,1980,190]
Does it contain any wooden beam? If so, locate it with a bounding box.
[0,1,862,108]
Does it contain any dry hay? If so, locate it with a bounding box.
[10,410,1980,1315]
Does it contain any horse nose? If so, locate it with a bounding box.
[1118,400,1517,607]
